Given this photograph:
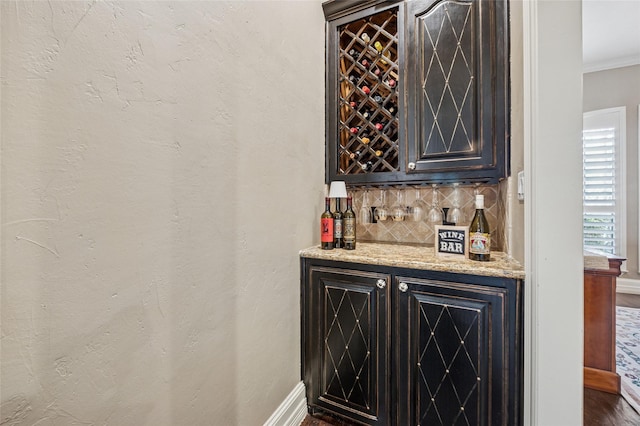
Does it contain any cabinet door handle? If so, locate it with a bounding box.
[398,282,408,292]
[408,162,416,171]
[376,279,387,289]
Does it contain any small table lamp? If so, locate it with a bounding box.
[328,181,348,212]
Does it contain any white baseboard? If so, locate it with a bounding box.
[617,278,640,295]
[263,381,308,426]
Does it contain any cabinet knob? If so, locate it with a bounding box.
[398,282,408,292]
[376,279,387,289]
[408,162,416,171]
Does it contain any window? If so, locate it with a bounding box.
[582,107,626,256]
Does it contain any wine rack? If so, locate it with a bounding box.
[337,8,399,175]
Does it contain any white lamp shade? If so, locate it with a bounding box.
[328,181,348,198]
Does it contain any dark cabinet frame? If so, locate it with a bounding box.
[323,0,510,186]
[301,257,523,425]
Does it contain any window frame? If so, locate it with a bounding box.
[582,106,627,261]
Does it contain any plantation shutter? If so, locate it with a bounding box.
[582,107,625,257]
[583,126,616,254]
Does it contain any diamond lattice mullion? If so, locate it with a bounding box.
[343,292,369,389]
[418,303,450,397]
[441,6,473,153]
[439,307,476,416]
[423,16,451,154]
[445,2,473,76]
[456,310,481,378]
[454,79,474,151]
[325,288,351,400]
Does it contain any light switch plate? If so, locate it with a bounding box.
[517,171,525,201]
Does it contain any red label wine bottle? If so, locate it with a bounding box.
[321,197,334,250]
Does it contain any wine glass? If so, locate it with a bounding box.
[448,183,465,225]
[359,189,372,224]
[374,189,388,222]
[391,190,405,222]
[409,188,427,222]
[427,184,443,225]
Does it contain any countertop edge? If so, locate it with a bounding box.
[299,243,525,280]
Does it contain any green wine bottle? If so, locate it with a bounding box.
[343,196,356,250]
[333,198,344,249]
[469,194,490,261]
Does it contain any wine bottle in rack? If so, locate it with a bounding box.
[361,161,373,172]
[469,194,491,261]
[375,121,387,131]
[321,197,334,250]
[343,196,356,250]
[360,131,371,144]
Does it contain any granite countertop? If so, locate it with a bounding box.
[584,250,611,270]
[300,242,525,280]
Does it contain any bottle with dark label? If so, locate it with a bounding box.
[469,194,490,261]
[386,102,398,115]
[333,198,344,249]
[321,197,334,250]
[343,196,356,250]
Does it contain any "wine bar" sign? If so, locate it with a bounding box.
[435,225,469,259]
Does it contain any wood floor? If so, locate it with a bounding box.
[583,292,640,426]
[302,293,640,426]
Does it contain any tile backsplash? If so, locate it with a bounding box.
[346,183,507,251]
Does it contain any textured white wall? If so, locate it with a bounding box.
[1,1,325,424]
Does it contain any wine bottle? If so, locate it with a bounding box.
[469,194,491,261]
[385,101,398,115]
[321,197,334,250]
[333,198,344,249]
[343,196,356,250]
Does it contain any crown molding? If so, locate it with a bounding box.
[583,54,640,74]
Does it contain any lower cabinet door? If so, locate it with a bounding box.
[303,265,390,425]
[395,277,516,426]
